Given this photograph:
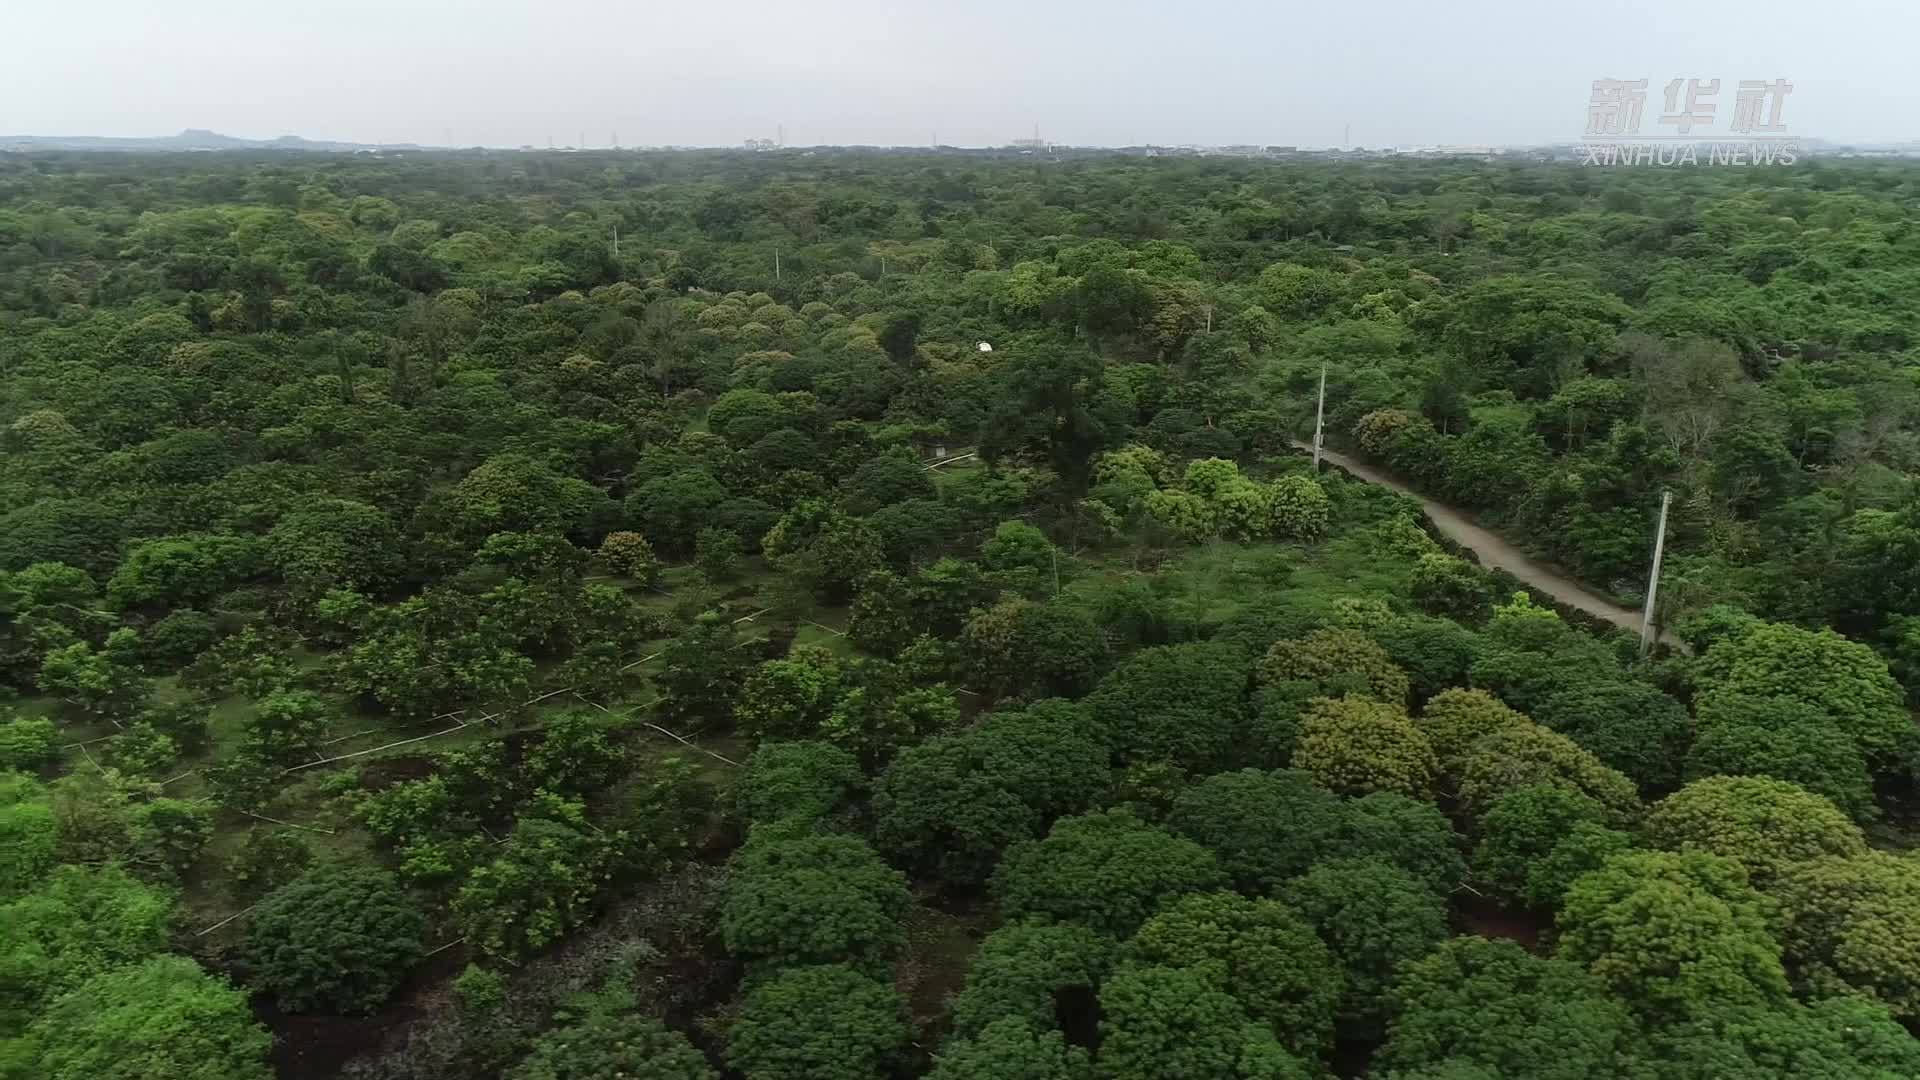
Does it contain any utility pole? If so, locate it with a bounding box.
[1311,365,1327,470]
[611,225,618,259]
[1639,490,1673,655]
[773,247,781,281]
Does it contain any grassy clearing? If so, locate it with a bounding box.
[1064,529,1418,633]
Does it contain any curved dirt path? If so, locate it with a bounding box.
[1295,441,1661,642]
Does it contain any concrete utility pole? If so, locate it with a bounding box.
[1311,365,1327,470]
[774,247,781,280]
[611,226,618,259]
[1639,489,1673,655]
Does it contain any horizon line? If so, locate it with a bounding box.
[7,129,1920,152]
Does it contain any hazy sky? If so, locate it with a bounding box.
[7,0,1916,147]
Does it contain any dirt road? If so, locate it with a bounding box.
[1294,441,1660,641]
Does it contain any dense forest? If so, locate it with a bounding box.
[3,148,1920,1079]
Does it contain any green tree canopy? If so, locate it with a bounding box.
[1455,724,1641,826]
[1278,857,1449,1033]
[1472,784,1633,909]
[1165,769,1344,892]
[243,865,427,1014]
[1687,692,1877,821]
[0,775,58,899]
[1335,791,1467,896]
[992,808,1225,938]
[721,827,911,976]
[962,599,1107,703]
[1081,642,1250,770]
[1096,963,1313,1080]
[440,453,613,541]
[1556,850,1790,1022]
[725,964,909,1080]
[735,648,845,741]
[1644,775,1866,887]
[736,740,865,825]
[25,954,271,1080]
[1122,891,1344,1058]
[1634,996,1920,1080]
[1531,679,1690,794]
[875,702,1110,886]
[450,801,620,958]
[1376,937,1637,1080]
[1258,628,1410,707]
[1692,622,1910,766]
[1,863,174,1033]
[928,1019,1093,1080]
[949,919,1114,1038]
[1772,852,1920,1021]
[1293,696,1436,798]
[1414,688,1532,775]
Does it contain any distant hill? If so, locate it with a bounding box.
[0,129,426,152]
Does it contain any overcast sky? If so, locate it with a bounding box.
[6,0,1914,148]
